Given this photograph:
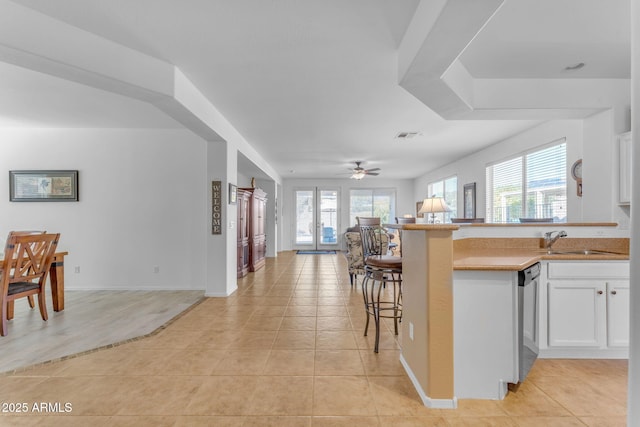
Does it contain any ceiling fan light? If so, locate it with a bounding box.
[351,171,365,180]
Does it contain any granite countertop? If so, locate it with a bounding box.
[452,238,629,271]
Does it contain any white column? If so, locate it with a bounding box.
[628,0,640,424]
[205,140,238,297]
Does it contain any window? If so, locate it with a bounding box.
[486,140,567,223]
[426,176,457,223]
[349,189,396,226]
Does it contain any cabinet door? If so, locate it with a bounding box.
[607,280,630,348]
[548,281,606,348]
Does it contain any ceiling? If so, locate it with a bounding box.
[0,0,630,180]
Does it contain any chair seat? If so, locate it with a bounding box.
[364,255,402,270]
[8,282,40,295]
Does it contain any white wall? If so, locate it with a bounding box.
[627,1,639,423]
[0,128,209,290]
[414,115,630,229]
[583,108,631,229]
[281,177,414,251]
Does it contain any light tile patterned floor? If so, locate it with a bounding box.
[0,251,628,426]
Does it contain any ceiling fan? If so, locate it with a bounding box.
[349,161,380,180]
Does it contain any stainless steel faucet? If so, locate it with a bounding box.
[544,230,567,252]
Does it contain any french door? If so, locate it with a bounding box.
[293,188,340,250]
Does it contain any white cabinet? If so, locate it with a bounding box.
[453,270,518,399]
[618,132,632,205]
[548,280,606,347]
[607,281,630,347]
[542,261,629,357]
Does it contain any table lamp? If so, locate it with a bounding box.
[418,196,451,223]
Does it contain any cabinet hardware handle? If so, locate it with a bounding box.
[597,290,604,295]
[611,290,617,295]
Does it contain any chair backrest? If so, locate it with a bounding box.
[1,232,60,289]
[395,217,416,224]
[344,231,390,270]
[356,217,381,227]
[356,217,384,257]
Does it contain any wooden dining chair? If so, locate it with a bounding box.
[0,232,60,336]
[8,231,46,309]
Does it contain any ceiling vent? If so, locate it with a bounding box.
[395,131,420,139]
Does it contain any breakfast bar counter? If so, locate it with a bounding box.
[453,237,629,270]
[396,225,629,408]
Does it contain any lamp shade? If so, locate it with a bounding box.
[418,197,451,214]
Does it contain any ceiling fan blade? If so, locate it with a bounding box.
[366,172,380,176]
[365,168,381,172]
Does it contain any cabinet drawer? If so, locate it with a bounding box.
[547,262,629,279]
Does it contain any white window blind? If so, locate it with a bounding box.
[486,141,566,223]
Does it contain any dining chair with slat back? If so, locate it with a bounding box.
[8,231,46,309]
[0,232,60,336]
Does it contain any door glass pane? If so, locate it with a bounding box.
[295,190,314,245]
[319,190,337,244]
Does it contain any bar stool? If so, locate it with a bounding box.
[357,217,403,353]
[394,216,416,256]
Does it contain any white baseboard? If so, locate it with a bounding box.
[65,286,204,292]
[539,348,629,359]
[204,291,234,297]
[399,354,458,409]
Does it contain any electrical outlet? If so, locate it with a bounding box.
[153,266,160,273]
[409,322,414,341]
[74,266,80,274]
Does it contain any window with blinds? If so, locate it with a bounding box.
[427,175,457,223]
[486,140,567,223]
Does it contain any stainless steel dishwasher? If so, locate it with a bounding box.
[517,262,541,383]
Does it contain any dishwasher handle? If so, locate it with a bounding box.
[518,262,541,286]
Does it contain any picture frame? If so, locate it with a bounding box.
[463,182,476,219]
[416,201,424,218]
[9,170,79,202]
[229,183,237,205]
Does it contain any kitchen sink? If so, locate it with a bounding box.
[545,249,621,255]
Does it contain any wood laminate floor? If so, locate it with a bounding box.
[1,289,204,373]
[0,251,628,426]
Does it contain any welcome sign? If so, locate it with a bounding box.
[212,180,222,234]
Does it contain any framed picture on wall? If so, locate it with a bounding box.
[229,183,237,204]
[416,201,424,218]
[463,182,476,219]
[9,170,79,202]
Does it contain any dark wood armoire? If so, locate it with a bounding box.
[237,188,251,278]
[237,187,267,277]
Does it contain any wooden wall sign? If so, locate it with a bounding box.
[212,180,222,234]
